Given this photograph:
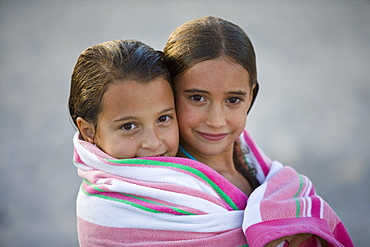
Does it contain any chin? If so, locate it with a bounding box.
[199,145,229,156]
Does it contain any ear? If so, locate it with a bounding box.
[76,117,96,143]
[247,82,259,114]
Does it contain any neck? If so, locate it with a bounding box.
[178,143,237,175]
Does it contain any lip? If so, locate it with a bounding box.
[137,152,166,158]
[154,152,166,157]
[197,131,228,141]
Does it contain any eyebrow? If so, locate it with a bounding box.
[228,90,246,96]
[184,88,246,96]
[184,88,209,94]
[160,107,175,114]
[113,107,175,123]
[113,116,136,123]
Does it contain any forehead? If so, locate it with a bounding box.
[101,78,174,113]
[177,57,250,90]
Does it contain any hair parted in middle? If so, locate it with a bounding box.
[163,16,258,88]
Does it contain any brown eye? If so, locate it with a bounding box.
[227,97,242,104]
[190,95,204,102]
[158,115,169,122]
[121,123,136,131]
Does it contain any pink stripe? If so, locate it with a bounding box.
[332,221,354,247]
[260,167,302,220]
[74,148,85,165]
[78,139,113,159]
[309,185,316,195]
[78,218,247,247]
[310,197,321,218]
[245,217,351,247]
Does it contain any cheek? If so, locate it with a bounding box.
[108,137,139,159]
[167,127,180,156]
[176,101,202,130]
[228,111,248,130]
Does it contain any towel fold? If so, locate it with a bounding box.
[73,130,353,246]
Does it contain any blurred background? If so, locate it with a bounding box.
[0,0,369,246]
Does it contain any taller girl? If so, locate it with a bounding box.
[164,16,260,195]
[164,16,353,246]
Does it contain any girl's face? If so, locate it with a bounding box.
[89,78,179,159]
[174,57,255,158]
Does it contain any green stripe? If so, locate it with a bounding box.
[294,174,303,217]
[82,179,196,215]
[108,158,239,210]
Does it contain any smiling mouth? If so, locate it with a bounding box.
[197,132,228,141]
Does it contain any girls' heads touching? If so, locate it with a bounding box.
[163,16,258,158]
[69,40,179,159]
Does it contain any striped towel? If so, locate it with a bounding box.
[73,131,353,247]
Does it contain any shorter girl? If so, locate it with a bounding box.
[69,40,179,159]
[69,40,187,246]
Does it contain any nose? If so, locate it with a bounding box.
[141,128,162,150]
[204,103,226,128]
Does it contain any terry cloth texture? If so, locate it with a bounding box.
[73,130,353,247]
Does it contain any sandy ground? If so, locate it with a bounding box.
[0,1,369,246]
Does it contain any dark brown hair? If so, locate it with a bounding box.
[164,16,257,86]
[68,40,170,128]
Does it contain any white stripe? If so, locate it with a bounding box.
[301,196,307,217]
[242,181,266,230]
[302,176,313,197]
[304,176,313,217]
[306,196,312,217]
[76,190,244,232]
[242,161,283,230]
[265,161,284,180]
[320,196,324,219]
